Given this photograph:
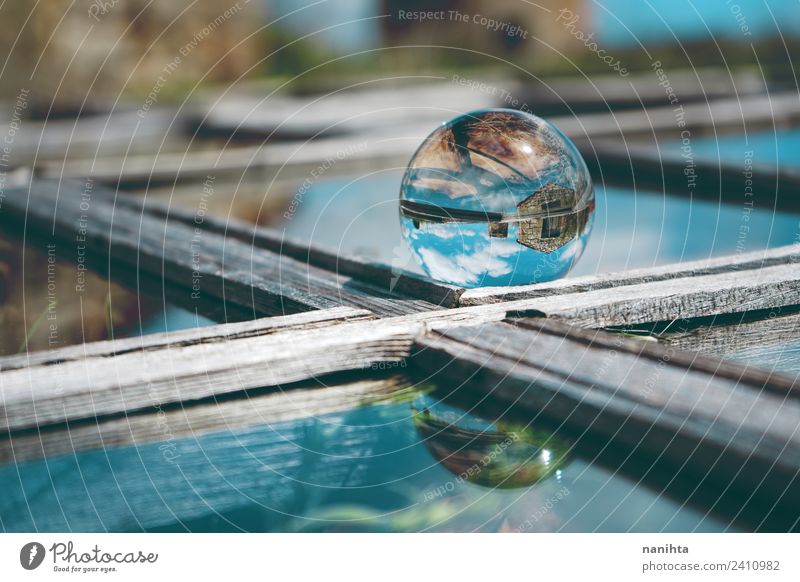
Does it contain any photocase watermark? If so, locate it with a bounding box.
[20,540,159,573]
[366,360,408,371]
[333,355,408,371]
[593,332,625,382]
[389,239,414,293]
[640,346,675,400]
[283,141,368,220]
[651,60,680,107]
[397,9,528,39]
[20,542,46,571]
[51,541,157,573]
[650,60,696,192]
[137,1,251,117]
[421,431,520,502]
[515,485,570,532]
[87,0,121,22]
[555,9,628,76]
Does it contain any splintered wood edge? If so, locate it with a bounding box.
[0,307,502,433]
[0,306,375,371]
[461,244,800,305]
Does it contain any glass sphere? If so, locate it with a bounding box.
[399,108,594,287]
[411,394,571,489]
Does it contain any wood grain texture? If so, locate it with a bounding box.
[563,92,800,139]
[652,309,800,373]
[4,257,800,434]
[461,244,800,305]
[511,318,799,396]
[410,320,800,503]
[0,307,503,433]
[192,78,779,141]
[0,306,373,371]
[500,262,800,328]
[0,180,440,317]
[127,196,465,308]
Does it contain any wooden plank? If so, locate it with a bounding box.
[126,195,465,308]
[0,306,373,372]
[0,375,408,463]
[409,320,800,504]
[461,244,800,305]
[0,180,442,317]
[192,81,498,140]
[35,126,419,188]
[4,252,800,433]
[194,75,770,140]
[648,309,800,364]
[511,317,798,396]
[0,307,502,433]
[516,68,765,115]
[499,262,800,328]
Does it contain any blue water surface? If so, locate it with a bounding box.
[0,396,735,533]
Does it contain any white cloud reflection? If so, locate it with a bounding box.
[418,239,521,286]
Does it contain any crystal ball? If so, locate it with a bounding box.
[399,108,594,288]
[411,394,571,489]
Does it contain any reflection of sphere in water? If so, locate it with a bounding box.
[399,109,594,288]
[412,398,570,489]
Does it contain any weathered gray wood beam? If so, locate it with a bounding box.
[499,262,800,329]
[0,307,501,433]
[607,305,800,360]
[126,196,464,308]
[0,306,373,372]
[461,243,800,305]
[410,319,800,503]
[4,252,800,433]
[0,180,447,316]
[35,136,402,188]
[564,92,800,139]
[510,318,798,396]
[36,90,798,188]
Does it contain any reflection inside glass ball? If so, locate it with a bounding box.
[399,108,594,287]
[412,395,570,489]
